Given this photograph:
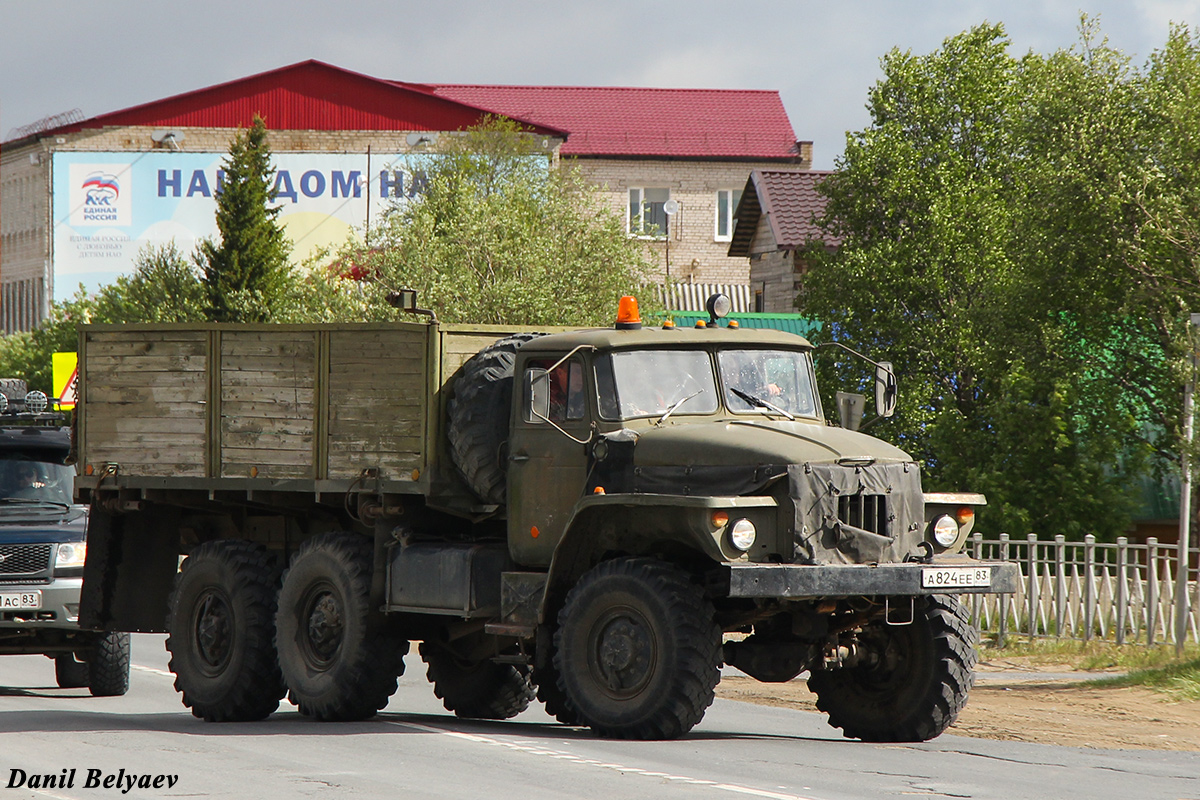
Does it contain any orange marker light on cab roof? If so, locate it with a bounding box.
[615,296,642,329]
[727,319,740,329]
[531,526,540,538]
[956,507,975,525]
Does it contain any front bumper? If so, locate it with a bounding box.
[724,555,1020,598]
[0,577,82,630]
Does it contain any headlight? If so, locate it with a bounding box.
[25,390,48,414]
[56,542,87,569]
[932,515,959,547]
[729,518,757,551]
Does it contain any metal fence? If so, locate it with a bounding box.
[967,533,1200,647]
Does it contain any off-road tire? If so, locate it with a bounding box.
[55,655,90,689]
[553,558,722,739]
[0,378,27,403]
[807,594,977,742]
[447,332,544,505]
[87,632,131,697]
[420,642,535,720]
[276,532,406,721]
[166,540,286,722]
[534,659,583,726]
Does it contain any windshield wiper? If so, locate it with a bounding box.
[729,387,795,421]
[657,389,704,426]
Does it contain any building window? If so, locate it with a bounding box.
[715,189,743,241]
[629,188,670,238]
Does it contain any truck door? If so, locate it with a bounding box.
[507,355,590,567]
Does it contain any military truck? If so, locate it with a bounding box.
[75,293,1017,741]
[0,380,130,696]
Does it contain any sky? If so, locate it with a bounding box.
[3,1,1200,169]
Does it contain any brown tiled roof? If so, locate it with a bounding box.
[728,169,837,257]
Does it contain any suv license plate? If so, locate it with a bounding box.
[921,566,991,589]
[0,591,42,610]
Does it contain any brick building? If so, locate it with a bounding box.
[0,61,808,332]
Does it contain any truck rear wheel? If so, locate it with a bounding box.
[553,558,721,739]
[807,594,976,742]
[275,532,406,721]
[447,332,544,504]
[87,632,131,697]
[167,540,286,720]
[420,642,535,720]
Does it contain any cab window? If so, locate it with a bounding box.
[524,358,585,423]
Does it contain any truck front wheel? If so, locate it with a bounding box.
[275,532,406,721]
[553,558,721,739]
[166,540,286,721]
[807,594,977,742]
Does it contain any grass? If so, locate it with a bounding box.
[1093,659,1200,701]
[978,636,1200,701]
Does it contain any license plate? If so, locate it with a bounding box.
[921,566,991,589]
[0,591,41,610]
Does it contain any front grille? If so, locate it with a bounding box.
[0,544,53,576]
[838,494,888,535]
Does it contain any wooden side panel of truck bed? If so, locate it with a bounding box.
[79,322,437,488]
[80,330,209,477]
[77,321,540,496]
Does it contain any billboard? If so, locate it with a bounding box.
[51,151,430,302]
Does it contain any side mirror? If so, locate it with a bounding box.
[524,368,551,423]
[874,361,897,418]
[836,391,864,431]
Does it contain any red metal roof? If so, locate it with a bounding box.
[10,61,799,162]
[16,61,564,142]
[422,84,802,160]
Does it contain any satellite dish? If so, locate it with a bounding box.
[151,130,184,143]
[406,132,438,147]
[663,199,680,215]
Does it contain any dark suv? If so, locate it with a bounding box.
[0,381,129,695]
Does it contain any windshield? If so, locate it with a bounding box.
[0,457,74,506]
[596,350,720,420]
[718,349,819,418]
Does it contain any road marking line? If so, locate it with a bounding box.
[132,664,174,678]
[385,719,819,800]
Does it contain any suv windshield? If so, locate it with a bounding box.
[596,350,720,420]
[717,349,819,418]
[0,457,74,506]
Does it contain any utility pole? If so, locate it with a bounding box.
[1176,313,1199,656]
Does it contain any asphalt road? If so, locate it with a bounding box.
[0,635,1196,800]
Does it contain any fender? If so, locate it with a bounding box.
[538,492,778,621]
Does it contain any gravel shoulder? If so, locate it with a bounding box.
[715,658,1200,751]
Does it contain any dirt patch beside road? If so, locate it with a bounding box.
[716,660,1200,751]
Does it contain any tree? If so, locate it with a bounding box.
[196,115,292,322]
[94,242,206,323]
[803,22,1186,539]
[315,117,657,326]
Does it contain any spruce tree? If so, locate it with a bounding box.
[197,115,291,322]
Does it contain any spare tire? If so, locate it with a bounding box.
[447,333,544,504]
[0,379,28,403]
